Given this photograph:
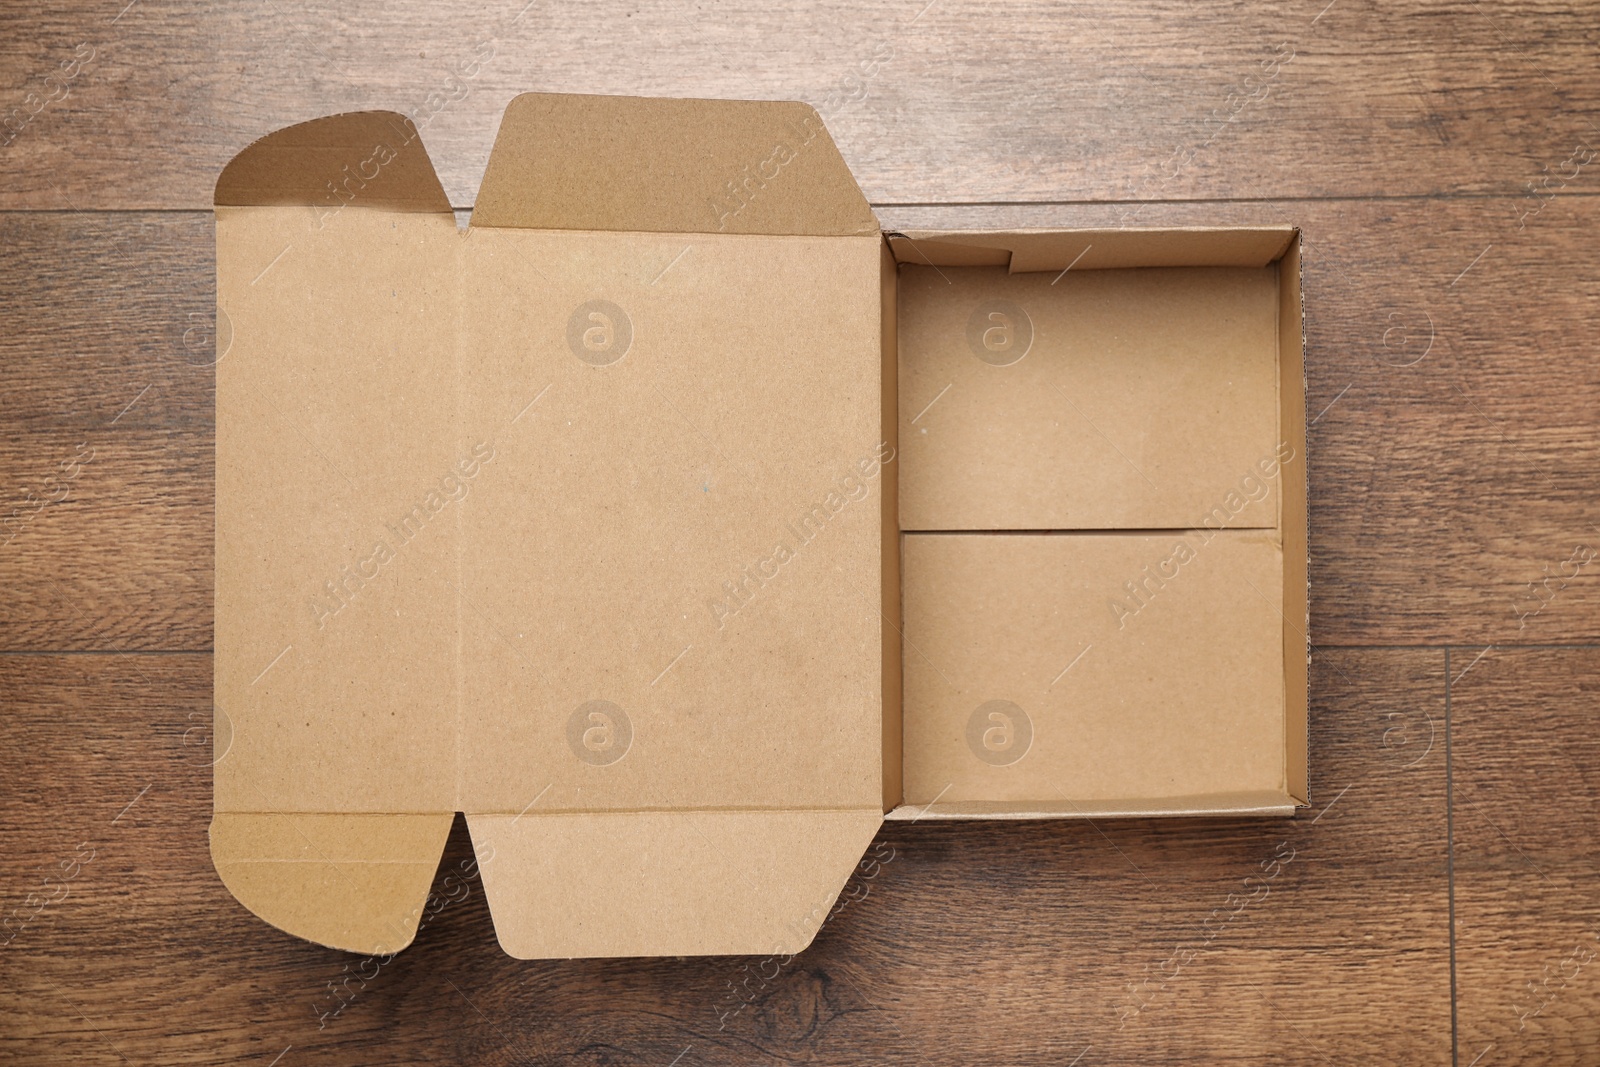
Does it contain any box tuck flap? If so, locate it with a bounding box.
[467,811,882,958]
[471,92,878,236]
[215,110,451,213]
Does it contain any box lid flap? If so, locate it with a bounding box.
[211,97,889,960]
[471,92,878,236]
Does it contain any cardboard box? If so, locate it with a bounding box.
[211,93,1306,960]
[891,229,1307,821]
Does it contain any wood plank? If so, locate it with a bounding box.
[0,648,1449,1064]
[0,426,211,651]
[1451,646,1600,1067]
[0,209,215,429]
[2,1,1598,209]
[0,210,212,651]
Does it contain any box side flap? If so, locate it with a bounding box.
[1278,232,1310,804]
[890,236,1011,268]
[471,93,878,237]
[214,204,462,821]
[465,810,882,958]
[888,228,1296,272]
[210,813,453,954]
[885,790,1298,820]
[215,111,450,214]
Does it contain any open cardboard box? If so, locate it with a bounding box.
[211,93,1306,960]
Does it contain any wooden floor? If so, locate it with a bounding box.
[4,2,1599,1063]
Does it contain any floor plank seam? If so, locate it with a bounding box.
[11,187,1600,217]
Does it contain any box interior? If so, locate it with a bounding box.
[885,229,1307,820]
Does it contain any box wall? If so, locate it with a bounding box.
[880,240,903,813]
[1278,233,1310,804]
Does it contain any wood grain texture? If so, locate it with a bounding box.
[0,209,215,651]
[0,425,212,650]
[1451,647,1600,1067]
[0,650,1449,1065]
[4,1,1598,1061]
[3,0,1600,209]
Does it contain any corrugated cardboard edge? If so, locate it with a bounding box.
[886,792,1299,820]
[885,227,1297,272]
[1278,231,1310,806]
